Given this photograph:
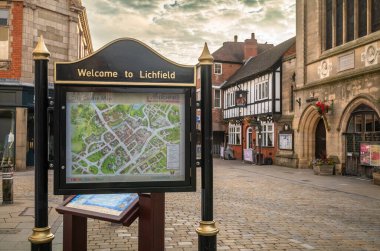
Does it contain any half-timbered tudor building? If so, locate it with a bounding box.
[221,37,296,162]
[196,33,273,156]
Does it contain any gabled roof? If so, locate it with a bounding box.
[221,37,296,89]
[212,42,274,63]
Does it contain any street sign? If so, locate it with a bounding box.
[54,38,196,195]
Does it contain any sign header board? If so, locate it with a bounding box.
[53,38,196,195]
[55,38,195,86]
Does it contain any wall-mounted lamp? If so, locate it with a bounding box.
[296,97,301,108]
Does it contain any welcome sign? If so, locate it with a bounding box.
[55,38,195,86]
[54,38,196,195]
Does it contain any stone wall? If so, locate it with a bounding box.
[22,0,82,83]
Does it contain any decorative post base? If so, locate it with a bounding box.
[196,220,219,236]
[28,226,55,245]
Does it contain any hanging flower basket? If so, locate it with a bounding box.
[314,101,329,115]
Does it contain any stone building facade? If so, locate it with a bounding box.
[0,0,92,170]
[294,0,380,177]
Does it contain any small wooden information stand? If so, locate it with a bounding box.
[56,193,164,251]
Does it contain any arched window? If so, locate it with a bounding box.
[346,104,380,136]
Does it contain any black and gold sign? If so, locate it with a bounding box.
[55,38,195,86]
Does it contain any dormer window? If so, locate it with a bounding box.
[214,63,222,75]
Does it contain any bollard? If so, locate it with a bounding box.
[2,164,14,204]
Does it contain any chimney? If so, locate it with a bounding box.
[244,33,258,60]
[234,35,238,42]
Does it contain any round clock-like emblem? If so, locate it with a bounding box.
[366,45,377,64]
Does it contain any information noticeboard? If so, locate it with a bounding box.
[54,38,196,195]
[278,133,293,150]
[360,142,380,166]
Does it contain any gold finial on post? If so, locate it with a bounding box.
[198,42,214,65]
[33,35,50,61]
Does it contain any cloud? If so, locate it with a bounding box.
[82,0,295,64]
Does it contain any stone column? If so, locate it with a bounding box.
[15,107,27,171]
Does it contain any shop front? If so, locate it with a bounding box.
[0,84,34,170]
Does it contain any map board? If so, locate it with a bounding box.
[66,91,185,184]
[56,193,139,224]
[54,38,196,194]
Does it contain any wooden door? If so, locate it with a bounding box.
[315,119,326,159]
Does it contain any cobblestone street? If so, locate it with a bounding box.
[1,159,380,250]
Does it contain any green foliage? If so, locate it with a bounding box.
[96,104,108,110]
[88,151,103,163]
[101,155,116,174]
[89,166,99,174]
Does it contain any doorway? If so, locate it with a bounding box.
[315,119,326,159]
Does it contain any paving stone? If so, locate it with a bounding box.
[1,160,380,250]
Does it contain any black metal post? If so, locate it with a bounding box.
[28,36,54,251]
[196,43,218,251]
[2,164,14,204]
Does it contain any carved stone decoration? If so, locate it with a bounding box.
[317,59,332,79]
[361,43,379,67]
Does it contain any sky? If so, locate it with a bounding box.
[81,0,296,65]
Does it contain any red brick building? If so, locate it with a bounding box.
[0,0,92,170]
[196,33,273,156]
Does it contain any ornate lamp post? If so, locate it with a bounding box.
[196,43,219,250]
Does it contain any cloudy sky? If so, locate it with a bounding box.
[81,0,295,65]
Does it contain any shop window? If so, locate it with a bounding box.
[261,123,274,147]
[0,9,9,60]
[228,123,241,145]
[0,110,15,166]
[214,63,222,75]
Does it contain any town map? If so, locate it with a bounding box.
[65,92,185,183]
